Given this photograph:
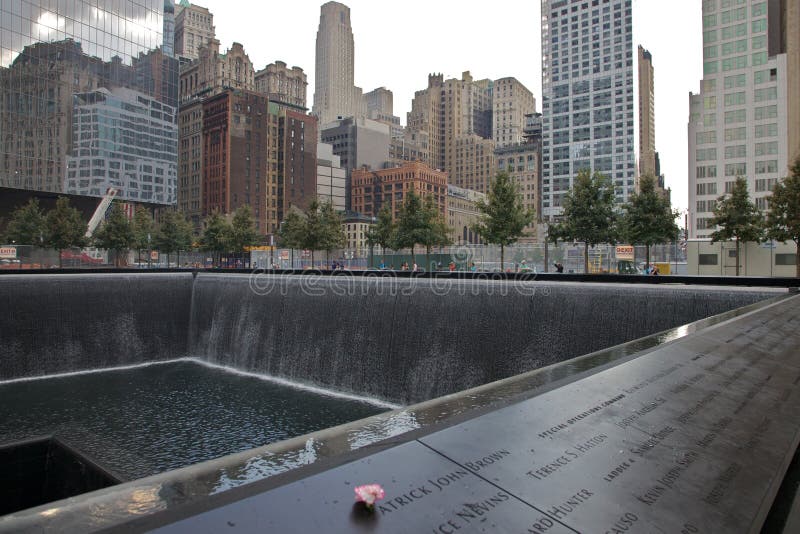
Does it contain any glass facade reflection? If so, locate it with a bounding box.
[0,0,178,205]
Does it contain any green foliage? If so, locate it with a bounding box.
[620,175,679,266]
[278,199,343,267]
[94,202,132,249]
[394,189,429,263]
[303,198,324,254]
[278,209,307,250]
[708,177,763,244]
[5,198,45,245]
[319,200,345,253]
[45,196,87,253]
[199,212,232,252]
[94,202,134,265]
[227,206,260,252]
[366,205,396,251]
[421,195,451,251]
[548,170,616,273]
[550,170,617,246]
[131,206,154,251]
[472,170,534,268]
[766,159,800,276]
[155,210,193,255]
[708,176,763,276]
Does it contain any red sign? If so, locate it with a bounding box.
[615,245,634,260]
[0,246,17,259]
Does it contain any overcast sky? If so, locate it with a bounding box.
[204,0,702,212]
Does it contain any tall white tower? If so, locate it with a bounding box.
[312,1,364,127]
[540,0,636,220]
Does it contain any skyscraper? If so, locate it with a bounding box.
[784,0,800,165]
[163,0,176,57]
[174,1,216,62]
[255,61,308,111]
[0,0,178,204]
[638,45,656,180]
[312,1,365,126]
[540,0,636,221]
[688,0,789,239]
[493,77,537,148]
[407,72,496,192]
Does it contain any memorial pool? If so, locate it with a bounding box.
[0,360,388,480]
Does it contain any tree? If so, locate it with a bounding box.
[306,198,328,268]
[278,209,306,269]
[227,206,260,253]
[548,169,617,274]
[199,212,231,267]
[5,199,46,246]
[319,200,345,266]
[279,209,306,249]
[93,202,134,267]
[421,195,451,269]
[708,176,763,276]
[394,189,428,265]
[620,175,679,269]
[366,205,396,266]
[766,159,800,277]
[155,210,193,266]
[471,170,534,270]
[131,206,154,264]
[45,197,87,268]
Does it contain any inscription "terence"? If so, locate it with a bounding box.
[527,435,608,481]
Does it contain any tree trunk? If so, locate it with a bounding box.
[735,238,740,276]
[500,244,505,272]
[646,245,651,271]
[426,245,431,271]
[584,242,589,274]
[311,250,314,269]
[411,245,415,267]
[59,249,63,269]
[796,241,799,278]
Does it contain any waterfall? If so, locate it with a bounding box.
[0,272,781,404]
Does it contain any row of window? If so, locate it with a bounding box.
[704,51,769,74]
[696,142,778,162]
[696,253,796,266]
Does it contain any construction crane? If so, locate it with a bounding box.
[85,187,118,238]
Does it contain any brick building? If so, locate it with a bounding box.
[202,89,280,236]
[351,161,447,220]
[280,110,318,218]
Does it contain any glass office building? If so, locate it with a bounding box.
[0,0,178,205]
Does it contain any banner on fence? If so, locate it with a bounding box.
[0,246,17,259]
[615,245,634,261]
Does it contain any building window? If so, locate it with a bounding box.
[699,254,718,266]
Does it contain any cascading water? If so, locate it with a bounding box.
[189,274,779,404]
[0,272,782,404]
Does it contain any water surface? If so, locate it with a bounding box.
[0,360,387,480]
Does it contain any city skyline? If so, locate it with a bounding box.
[200,0,703,214]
